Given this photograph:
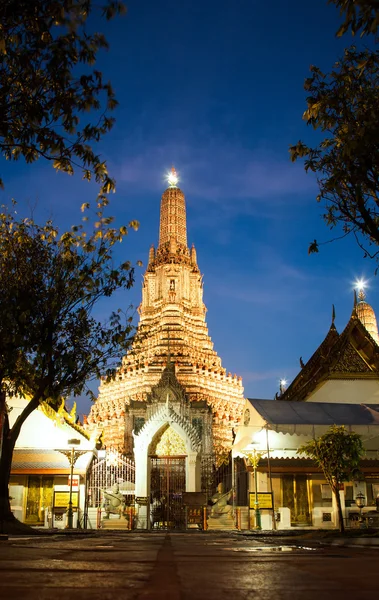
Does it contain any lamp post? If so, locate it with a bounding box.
[355,491,366,526]
[56,438,88,529]
[244,448,264,530]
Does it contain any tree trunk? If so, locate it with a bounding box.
[334,486,345,534]
[0,411,17,529]
[0,390,42,532]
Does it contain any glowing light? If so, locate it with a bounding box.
[167,166,179,187]
[280,379,287,387]
[355,278,367,292]
[354,278,368,301]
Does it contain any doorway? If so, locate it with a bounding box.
[150,456,186,529]
[282,474,311,525]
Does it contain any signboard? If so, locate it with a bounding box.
[249,492,273,510]
[68,476,79,488]
[54,491,79,509]
[135,496,149,506]
[182,492,206,506]
[187,506,204,525]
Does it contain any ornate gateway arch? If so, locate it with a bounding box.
[132,365,205,528]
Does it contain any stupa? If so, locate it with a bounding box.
[86,168,245,459]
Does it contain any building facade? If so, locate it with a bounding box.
[10,397,95,528]
[233,293,379,530]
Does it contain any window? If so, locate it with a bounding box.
[321,484,332,500]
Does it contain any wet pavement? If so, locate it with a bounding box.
[0,531,377,599]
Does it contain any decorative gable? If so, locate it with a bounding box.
[330,342,372,375]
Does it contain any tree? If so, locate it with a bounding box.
[290,1,379,263]
[0,0,126,193]
[0,202,139,531]
[298,425,364,533]
[290,48,379,262]
[331,0,379,36]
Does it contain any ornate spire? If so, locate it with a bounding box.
[355,287,379,345]
[158,167,188,250]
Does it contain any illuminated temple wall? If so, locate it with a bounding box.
[86,176,245,456]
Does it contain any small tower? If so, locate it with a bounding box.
[190,244,198,267]
[355,284,379,345]
[148,244,155,267]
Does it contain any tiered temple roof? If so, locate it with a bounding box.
[278,295,379,402]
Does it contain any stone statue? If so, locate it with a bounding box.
[101,483,125,519]
[209,482,232,518]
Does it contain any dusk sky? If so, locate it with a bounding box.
[1,0,376,416]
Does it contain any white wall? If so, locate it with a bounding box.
[308,379,379,404]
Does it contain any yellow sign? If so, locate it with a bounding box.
[187,506,203,525]
[54,491,79,508]
[249,492,273,510]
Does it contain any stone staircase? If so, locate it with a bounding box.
[101,517,131,530]
[207,512,236,531]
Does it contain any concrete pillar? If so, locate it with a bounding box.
[186,452,199,492]
[134,441,149,529]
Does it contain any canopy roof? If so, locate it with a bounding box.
[233,399,379,456]
[11,449,93,474]
[249,398,379,426]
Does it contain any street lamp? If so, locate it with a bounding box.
[244,448,265,530]
[355,492,366,525]
[56,439,88,529]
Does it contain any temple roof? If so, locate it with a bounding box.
[148,359,189,405]
[249,398,379,426]
[278,308,379,402]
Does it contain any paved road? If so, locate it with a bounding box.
[0,532,377,599]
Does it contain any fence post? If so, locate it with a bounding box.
[203,506,207,531]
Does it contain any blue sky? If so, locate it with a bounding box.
[1,0,377,416]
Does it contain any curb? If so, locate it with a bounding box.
[329,538,379,548]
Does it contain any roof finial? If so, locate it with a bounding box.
[354,278,367,302]
[332,304,335,324]
[167,165,178,188]
[354,289,357,308]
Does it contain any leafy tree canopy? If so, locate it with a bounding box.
[291,0,379,263]
[0,0,126,192]
[298,425,363,487]
[331,0,379,36]
[290,47,379,262]
[0,201,139,403]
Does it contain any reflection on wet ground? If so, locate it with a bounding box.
[0,532,378,599]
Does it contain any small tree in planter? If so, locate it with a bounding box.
[298,426,364,533]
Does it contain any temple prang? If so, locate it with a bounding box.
[86,174,245,458]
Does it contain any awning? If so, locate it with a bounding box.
[11,449,93,474]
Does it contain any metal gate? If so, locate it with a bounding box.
[87,450,135,509]
[150,456,186,529]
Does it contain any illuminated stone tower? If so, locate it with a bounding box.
[86,168,245,457]
[356,288,379,345]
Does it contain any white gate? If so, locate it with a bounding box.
[87,449,136,509]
